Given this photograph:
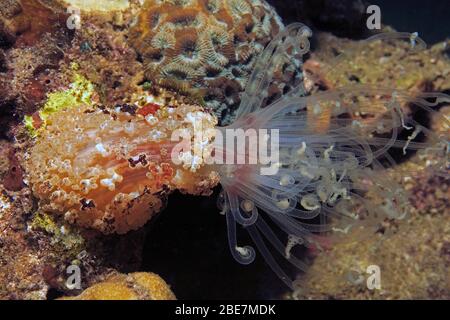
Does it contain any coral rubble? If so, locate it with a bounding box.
[290,34,450,300]
[0,185,46,299]
[292,157,450,299]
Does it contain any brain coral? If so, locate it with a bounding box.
[26,89,220,234]
[60,272,176,300]
[129,0,286,124]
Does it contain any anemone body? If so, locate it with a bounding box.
[26,91,219,234]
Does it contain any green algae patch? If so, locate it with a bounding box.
[24,72,96,137]
[31,212,85,257]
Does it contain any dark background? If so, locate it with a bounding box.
[371,0,449,44]
[267,0,450,43]
[142,0,450,300]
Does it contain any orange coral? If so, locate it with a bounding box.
[26,89,219,234]
[60,272,176,300]
[129,0,283,124]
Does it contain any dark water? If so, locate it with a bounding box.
[371,0,449,44]
[141,0,449,300]
[142,189,289,300]
[267,0,449,43]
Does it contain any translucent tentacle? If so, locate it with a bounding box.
[247,224,294,289]
[225,206,256,265]
[217,24,450,289]
[236,23,312,119]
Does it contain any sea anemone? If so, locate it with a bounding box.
[25,88,219,234]
[211,24,450,288]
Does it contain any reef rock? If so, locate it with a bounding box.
[60,0,130,12]
[290,33,450,299]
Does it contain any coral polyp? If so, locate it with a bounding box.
[26,89,219,234]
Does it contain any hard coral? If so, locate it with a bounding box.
[129,0,284,124]
[59,0,130,12]
[26,88,219,234]
[60,272,176,300]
